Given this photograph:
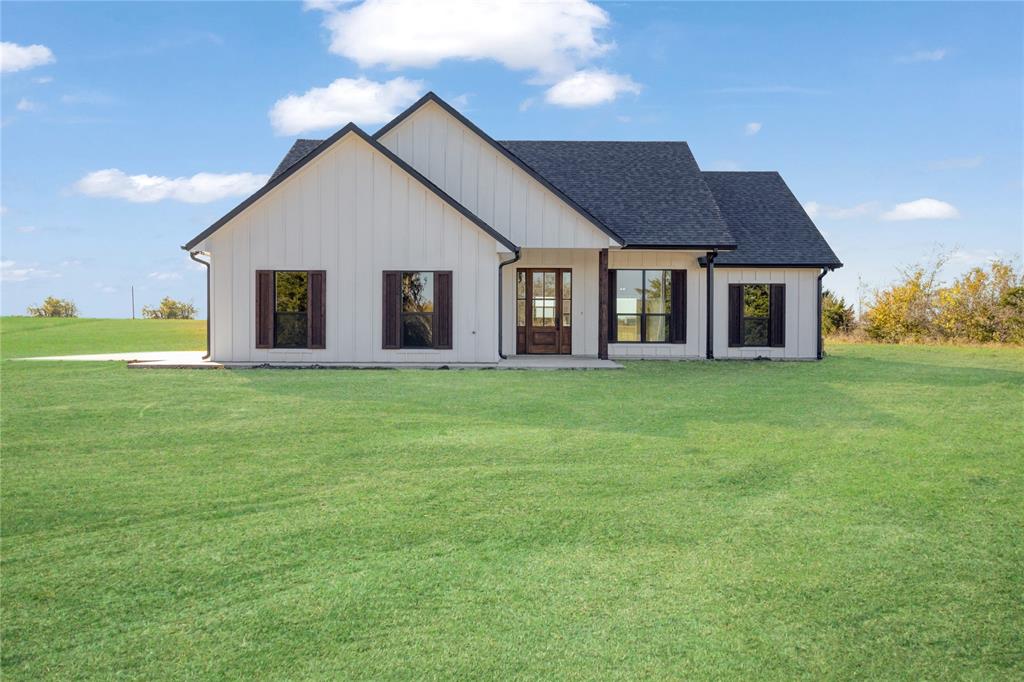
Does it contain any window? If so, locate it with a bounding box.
[256,270,325,350]
[274,271,308,348]
[741,284,770,346]
[401,271,434,348]
[729,283,784,348]
[612,269,672,343]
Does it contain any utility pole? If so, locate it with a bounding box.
[131,286,135,320]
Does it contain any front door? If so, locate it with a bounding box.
[516,269,571,354]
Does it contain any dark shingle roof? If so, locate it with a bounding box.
[270,139,323,181]
[701,172,842,267]
[498,141,735,248]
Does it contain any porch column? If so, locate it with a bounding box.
[598,248,608,360]
[705,251,717,359]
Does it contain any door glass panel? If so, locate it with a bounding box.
[562,271,572,299]
[517,271,526,299]
[544,272,555,298]
[531,271,556,327]
[532,302,555,327]
[517,300,526,326]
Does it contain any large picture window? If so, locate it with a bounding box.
[612,269,672,343]
[401,271,434,348]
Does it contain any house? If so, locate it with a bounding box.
[183,92,842,365]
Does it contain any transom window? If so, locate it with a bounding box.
[741,284,770,346]
[613,269,672,343]
[274,271,308,348]
[401,272,434,348]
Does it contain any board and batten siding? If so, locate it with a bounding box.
[203,134,501,364]
[377,101,611,250]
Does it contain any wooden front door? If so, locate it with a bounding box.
[516,269,572,354]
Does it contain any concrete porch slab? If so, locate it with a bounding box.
[497,355,622,370]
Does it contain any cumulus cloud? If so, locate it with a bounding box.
[16,98,39,112]
[1,42,55,73]
[896,49,947,64]
[803,201,876,220]
[881,198,960,221]
[303,0,639,108]
[1,260,59,282]
[308,0,612,77]
[269,76,423,135]
[744,122,762,136]
[75,169,269,203]
[544,70,641,107]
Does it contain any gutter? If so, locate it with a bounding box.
[817,267,832,360]
[497,248,522,360]
[188,250,212,360]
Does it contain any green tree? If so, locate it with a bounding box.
[141,297,197,320]
[821,289,855,335]
[27,297,78,318]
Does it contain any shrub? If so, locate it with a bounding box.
[142,297,197,320]
[864,262,943,343]
[27,297,78,318]
[821,289,855,336]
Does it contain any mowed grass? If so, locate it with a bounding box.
[1,318,1022,679]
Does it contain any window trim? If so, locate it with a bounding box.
[609,269,672,344]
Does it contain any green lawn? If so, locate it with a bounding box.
[2,318,1022,679]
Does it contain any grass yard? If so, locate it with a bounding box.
[1,318,1022,679]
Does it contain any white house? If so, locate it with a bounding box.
[183,93,842,365]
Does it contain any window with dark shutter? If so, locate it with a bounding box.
[729,283,786,348]
[670,270,687,344]
[382,271,401,349]
[434,271,453,349]
[769,284,785,347]
[255,270,273,349]
[308,271,326,349]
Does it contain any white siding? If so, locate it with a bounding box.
[206,134,500,364]
[377,101,611,249]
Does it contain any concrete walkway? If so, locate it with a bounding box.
[18,351,621,370]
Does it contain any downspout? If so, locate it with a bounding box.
[705,250,717,359]
[816,267,831,360]
[497,248,522,359]
[189,250,212,360]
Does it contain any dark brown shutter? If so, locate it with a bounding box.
[769,284,785,347]
[728,284,743,347]
[255,270,273,349]
[670,269,686,343]
[433,271,453,349]
[607,269,617,342]
[308,270,326,349]
[382,271,400,349]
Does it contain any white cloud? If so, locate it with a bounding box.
[518,97,536,112]
[744,122,762,136]
[148,271,183,281]
[269,76,423,135]
[896,49,947,64]
[308,0,612,79]
[75,169,269,203]
[881,198,960,221]
[947,248,1006,269]
[16,98,39,112]
[61,91,116,106]
[544,69,641,108]
[803,201,876,220]
[33,75,53,84]
[16,225,37,233]
[449,93,471,109]
[1,260,59,282]
[1,42,55,73]
[928,156,983,171]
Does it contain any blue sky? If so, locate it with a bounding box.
[2,1,1021,317]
